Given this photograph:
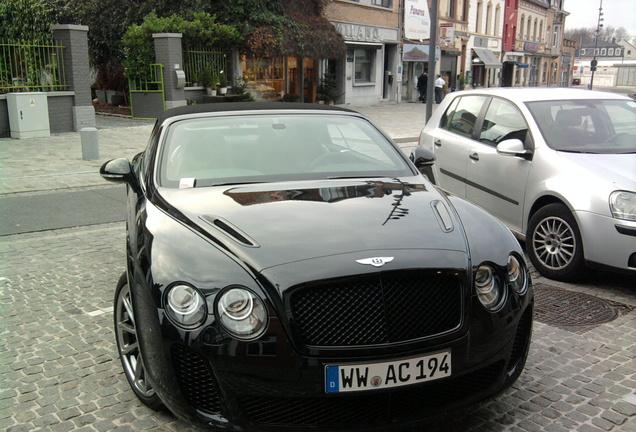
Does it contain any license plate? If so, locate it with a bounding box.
[325,350,451,393]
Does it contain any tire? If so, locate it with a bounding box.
[114,272,164,410]
[526,203,588,281]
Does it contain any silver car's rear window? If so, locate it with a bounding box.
[526,99,636,154]
[156,114,413,188]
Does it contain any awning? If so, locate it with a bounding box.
[472,48,502,69]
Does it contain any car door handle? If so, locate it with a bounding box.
[469,153,479,161]
[434,139,442,147]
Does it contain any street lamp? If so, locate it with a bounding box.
[589,0,603,90]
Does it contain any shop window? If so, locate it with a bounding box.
[354,49,375,84]
[371,0,392,7]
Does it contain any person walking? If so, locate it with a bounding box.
[434,74,446,104]
[416,72,428,102]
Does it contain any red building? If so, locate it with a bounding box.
[503,0,519,52]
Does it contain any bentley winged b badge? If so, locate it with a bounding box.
[355,257,394,268]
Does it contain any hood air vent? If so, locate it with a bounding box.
[200,215,260,248]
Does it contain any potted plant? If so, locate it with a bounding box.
[199,69,217,96]
[316,71,343,105]
[218,72,229,95]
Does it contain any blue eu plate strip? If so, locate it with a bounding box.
[325,366,339,393]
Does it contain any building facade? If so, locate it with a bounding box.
[572,39,636,87]
[464,0,505,88]
[323,0,401,105]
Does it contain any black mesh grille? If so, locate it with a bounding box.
[508,307,532,370]
[290,272,462,347]
[239,361,503,427]
[172,344,221,414]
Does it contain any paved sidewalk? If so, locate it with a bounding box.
[0,101,429,196]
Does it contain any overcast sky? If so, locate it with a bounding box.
[563,0,636,37]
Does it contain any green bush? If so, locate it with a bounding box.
[123,12,241,81]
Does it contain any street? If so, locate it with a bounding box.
[1,100,635,431]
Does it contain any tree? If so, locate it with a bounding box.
[565,25,633,45]
[0,0,55,41]
[123,12,241,81]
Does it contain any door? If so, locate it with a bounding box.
[429,95,489,198]
[465,97,533,233]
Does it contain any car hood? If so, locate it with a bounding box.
[557,152,636,189]
[156,178,468,272]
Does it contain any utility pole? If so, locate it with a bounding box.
[589,0,603,90]
[426,0,439,122]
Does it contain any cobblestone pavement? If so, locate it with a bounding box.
[1,101,635,431]
[2,223,634,432]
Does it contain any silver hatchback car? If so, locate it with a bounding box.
[417,88,636,281]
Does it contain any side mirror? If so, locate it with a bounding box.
[410,147,436,168]
[497,139,532,158]
[100,158,137,186]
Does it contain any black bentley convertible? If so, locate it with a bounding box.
[101,102,533,431]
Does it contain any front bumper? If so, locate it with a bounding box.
[577,211,636,272]
[144,297,533,431]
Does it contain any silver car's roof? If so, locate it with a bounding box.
[448,87,631,102]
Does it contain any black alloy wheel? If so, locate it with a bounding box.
[526,203,588,281]
[114,272,163,409]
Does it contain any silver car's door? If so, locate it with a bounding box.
[431,95,489,198]
[465,97,533,234]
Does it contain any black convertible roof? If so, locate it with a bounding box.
[157,102,356,124]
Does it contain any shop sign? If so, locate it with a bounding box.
[403,44,440,62]
[335,23,381,43]
[440,23,455,46]
[474,37,489,48]
[404,0,431,40]
[524,42,540,52]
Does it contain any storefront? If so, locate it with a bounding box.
[242,56,317,102]
[470,47,502,87]
[331,22,401,106]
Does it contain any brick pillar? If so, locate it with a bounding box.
[153,33,187,110]
[51,24,96,131]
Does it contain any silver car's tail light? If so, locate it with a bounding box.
[216,287,267,340]
[474,265,505,311]
[166,284,207,329]
[507,254,529,295]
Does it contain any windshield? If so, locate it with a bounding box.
[526,99,636,154]
[157,114,413,188]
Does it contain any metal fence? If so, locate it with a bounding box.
[183,46,226,86]
[0,39,67,94]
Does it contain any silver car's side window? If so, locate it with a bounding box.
[478,98,529,147]
[443,96,488,139]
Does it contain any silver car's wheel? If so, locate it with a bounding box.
[527,204,587,281]
[114,273,163,409]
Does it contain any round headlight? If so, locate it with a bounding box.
[474,265,504,311]
[165,284,207,329]
[507,254,528,295]
[217,287,267,340]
